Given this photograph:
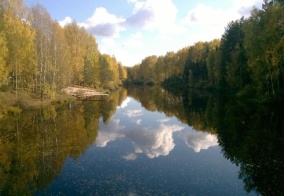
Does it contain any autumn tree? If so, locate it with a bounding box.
[118,63,127,84]
[139,55,157,84]
[64,22,87,85]
[0,32,8,85]
[83,34,99,87]
[1,0,36,96]
[50,21,71,90]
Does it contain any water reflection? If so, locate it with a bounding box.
[0,89,127,195]
[0,86,283,195]
[96,97,218,159]
[181,131,218,153]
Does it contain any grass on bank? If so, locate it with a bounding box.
[0,90,76,117]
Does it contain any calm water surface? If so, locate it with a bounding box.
[1,87,283,195]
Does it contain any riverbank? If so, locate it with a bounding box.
[0,91,76,117]
[0,86,111,117]
[62,85,109,99]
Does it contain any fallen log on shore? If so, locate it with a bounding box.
[62,86,109,100]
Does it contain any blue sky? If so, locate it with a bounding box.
[24,0,262,66]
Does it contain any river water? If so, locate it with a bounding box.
[1,86,283,195]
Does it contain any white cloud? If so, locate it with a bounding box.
[130,124,184,158]
[126,0,178,34]
[127,0,138,3]
[182,131,218,153]
[124,32,144,49]
[98,35,146,66]
[122,153,138,161]
[136,119,142,125]
[157,118,170,123]
[123,109,143,118]
[182,0,263,42]
[81,7,125,37]
[96,117,184,158]
[118,97,131,109]
[182,4,235,27]
[59,16,72,27]
[125,6,154,27]
[96,119,125,147]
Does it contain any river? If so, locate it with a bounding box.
[0,86,283,195]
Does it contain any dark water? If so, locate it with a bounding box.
[0,87,283,195]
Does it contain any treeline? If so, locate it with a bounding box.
[0,0,127,99]
[127,1,284,101]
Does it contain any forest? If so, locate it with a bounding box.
[1,0,284,104]
[126,0,284,102]
[0,0,127,100]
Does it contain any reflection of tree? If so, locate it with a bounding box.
[129,86,284,195]
[127,86,215,133]
[0,88,128,194]
[0,90,126,195]
[101,88,128,123]
[213,96,284,195]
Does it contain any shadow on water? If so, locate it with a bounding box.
[0,86,283,195]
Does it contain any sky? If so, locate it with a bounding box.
[24,0,263,67]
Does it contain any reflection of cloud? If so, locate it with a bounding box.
[122,153,137,161]
[97,116,184,159]
[136,119,142,125]
[182,131,218,153]
[118,97,131,109]
[96,119,125,147]
[157,118,170,123]
[129,124,184,158]
[123,110,143,118]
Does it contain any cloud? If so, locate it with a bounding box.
[96,117,184,158]
[157,118,170,123]
[182,4,238,27]
[122,153,138,161]
[118,97,131,109]
[80,7,125,37]
[96,119,125,147]
[136,119,142,125]
[127,0,178,33]
[59,16,72,27]
[182,131,218,153]
[85,0,180,66]
[181,0,263,43]
[129,124,184,158]
[88,23,120,37]
[125,7,154,27]
[123,109,143,118]
[98,33,146,66]
[124,32,144,49]
[183,0,262,27]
